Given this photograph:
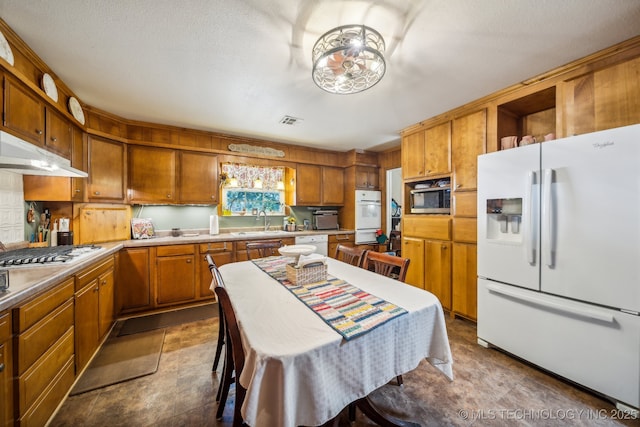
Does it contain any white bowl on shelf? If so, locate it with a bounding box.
[278,245,317,262]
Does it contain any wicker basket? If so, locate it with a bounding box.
[286,262,328,285]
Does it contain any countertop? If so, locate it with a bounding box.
[0,229,355,311]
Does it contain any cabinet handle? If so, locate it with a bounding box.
[51,136,57,142]
[75,189,81,193]
[167,194,172,198]
[456,184,461,189]
[101,279,107,285]
[442,245,448,250]
[0,363,4,372]
[426,170,431,174]
[94,287,99,292]
[36,129,43,135]
[186,259,192,263]
[94,191,101,195]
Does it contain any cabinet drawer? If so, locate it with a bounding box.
[329,233,354,243]
[199,242,232,254]
[16,299,74,375]
[0,311,11,343]
[403,216,451,240]
[75,257,115,291]
[18,357,74,427]
[156,244,195,257]
[18,328,74,413]
[453,191,477,217]
[453,217,477,243]
[13,278,74,334]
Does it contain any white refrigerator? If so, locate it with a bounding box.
[477,124,640,412]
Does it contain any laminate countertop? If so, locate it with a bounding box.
[0,229,355,311]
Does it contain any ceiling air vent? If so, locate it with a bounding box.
[279,116,303,126]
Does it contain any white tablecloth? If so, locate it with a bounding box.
[218,257,453,427]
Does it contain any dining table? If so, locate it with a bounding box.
[216,256,454,427]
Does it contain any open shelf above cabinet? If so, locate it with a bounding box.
[497,86,557,149]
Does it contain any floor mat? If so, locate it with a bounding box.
[70,329,165,395]
[117,304,217,336]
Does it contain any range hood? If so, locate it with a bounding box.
[0,131,87,178]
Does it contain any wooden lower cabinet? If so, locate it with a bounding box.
[402,237,424,289]
[117,247,151,315]
[235,238,294,262]
[199,242,233,298]
[74,256,115,372]
[0,312,13,427]
[452,243,477,320]
[154,245,197,306]
[328,233,354,259]
[12,278,75,426]
[425,240,452,311]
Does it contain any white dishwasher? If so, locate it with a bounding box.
[294,234,328,256]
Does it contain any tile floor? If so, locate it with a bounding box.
[50,311,638,426]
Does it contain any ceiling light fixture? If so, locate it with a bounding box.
[312,24,386,95]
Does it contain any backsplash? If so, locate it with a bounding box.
[0,171,25,244]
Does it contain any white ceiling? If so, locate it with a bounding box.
[1,1,639,152]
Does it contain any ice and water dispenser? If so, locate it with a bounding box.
[485,198,523,243]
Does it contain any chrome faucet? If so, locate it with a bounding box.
[256,209,270,231]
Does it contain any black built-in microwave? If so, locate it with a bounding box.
[410,186,450,214]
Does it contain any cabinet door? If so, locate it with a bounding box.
[178,151,218,204]
[321,166,344,205]
[88,136,125,201]
[425,240,452,310]
[129,145,176,203]
[117,248,151,314]
[44,108,72,159]
[156,255,196,305]
[452,109,486,191]
[296,164,321,205]
[98,268,114,339]
[402,237,424,289]
[355,166,379,189]
[452,242,477,320]
[3,76,45,146]
[401,131,425,179]
[75,282,99,371]
[424,122,451,175]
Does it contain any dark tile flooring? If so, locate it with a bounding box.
[50,312,638,427]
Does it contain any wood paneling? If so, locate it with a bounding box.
[402,216,451,241]
[77,205,131,244]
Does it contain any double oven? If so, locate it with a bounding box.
[355,190,382,244]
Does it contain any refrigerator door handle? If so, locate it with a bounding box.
[526,171,536,264]
[542,168,554,267]
[486,283,615,323]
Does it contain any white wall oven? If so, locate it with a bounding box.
[355,190,381,244]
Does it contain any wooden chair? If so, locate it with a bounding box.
[361,250,410,282]
[360,250,411,386]
[207,255,225,373]
[245,240,283,259]
[334,244,367,267]
[214,286,247,427]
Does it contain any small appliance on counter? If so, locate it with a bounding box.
[312,210,338,230]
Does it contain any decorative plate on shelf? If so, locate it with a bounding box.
[0,30,14,66]
[67,96,85,125]
[41,73,59,102]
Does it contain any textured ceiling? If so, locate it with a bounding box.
[1,1,639,152]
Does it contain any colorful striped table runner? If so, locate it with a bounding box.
[252,256,407,340]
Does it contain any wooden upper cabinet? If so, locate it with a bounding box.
[87,136,126,202]
[354,166,378,190]
[128,145,176,203]
[44,108,72,159]
[321,166,344,205]
[178,151,218,204]
[3,76,45,146]
[425,122,451,175]
[452,109,486,191]
[295,164,321,205]
[563,56,640,136]
[402,122,451,180]
[402,131,425,179]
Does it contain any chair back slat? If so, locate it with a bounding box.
[334,244,367,267]
[245,239,283,259]
[362,251,410,282]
